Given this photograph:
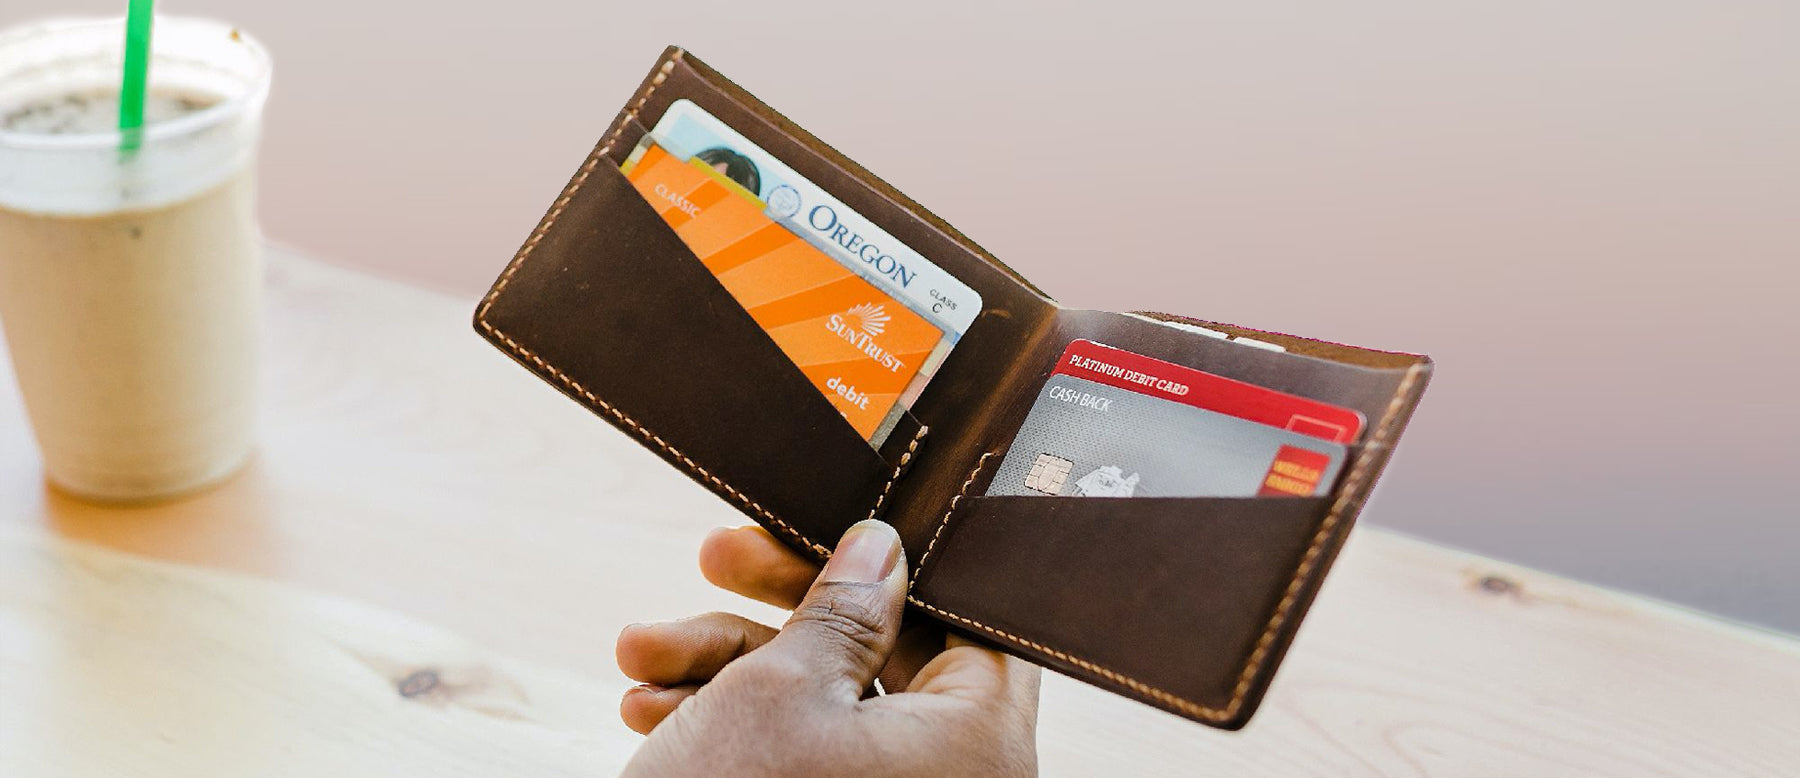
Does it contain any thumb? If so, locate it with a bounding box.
[750,519,908,700]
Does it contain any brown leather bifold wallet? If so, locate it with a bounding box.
[475,47,1431,729]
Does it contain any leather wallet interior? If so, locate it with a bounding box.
[475,47,1432,729]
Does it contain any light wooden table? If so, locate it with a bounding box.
[2,249,1796,777]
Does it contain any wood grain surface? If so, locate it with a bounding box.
[2,249,1796,776]
[0,526,635,776]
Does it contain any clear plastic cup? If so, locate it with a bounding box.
[0,17,271,502]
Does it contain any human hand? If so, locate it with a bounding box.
[615,519,1041,778]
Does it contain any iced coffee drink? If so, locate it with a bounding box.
[0,18,270,501]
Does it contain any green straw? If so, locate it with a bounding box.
[118,0,154,153]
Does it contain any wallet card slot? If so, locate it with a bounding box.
[1053,308,1420,431]
[909,349,1428,727]
[477,158,903,558]
[909,492,1335,728]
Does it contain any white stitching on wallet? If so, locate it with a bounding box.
[911,452,994,585]
[476,56,678,321]
[866,425,929,522]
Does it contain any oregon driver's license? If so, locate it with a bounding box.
[622,138,946,445]
[622,99,982,441]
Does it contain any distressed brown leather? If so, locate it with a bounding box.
[475,46,1432,729]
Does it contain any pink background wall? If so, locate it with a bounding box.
[6,1,1797,630]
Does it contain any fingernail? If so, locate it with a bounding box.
[821,520,901,583]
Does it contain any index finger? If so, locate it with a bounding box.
[904,636,1042,708]
[698,525,820,610]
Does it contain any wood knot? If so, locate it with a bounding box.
[1476,574,1520,596]
[396,669,441,699]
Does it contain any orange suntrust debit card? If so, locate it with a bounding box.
[624,141,943,445]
